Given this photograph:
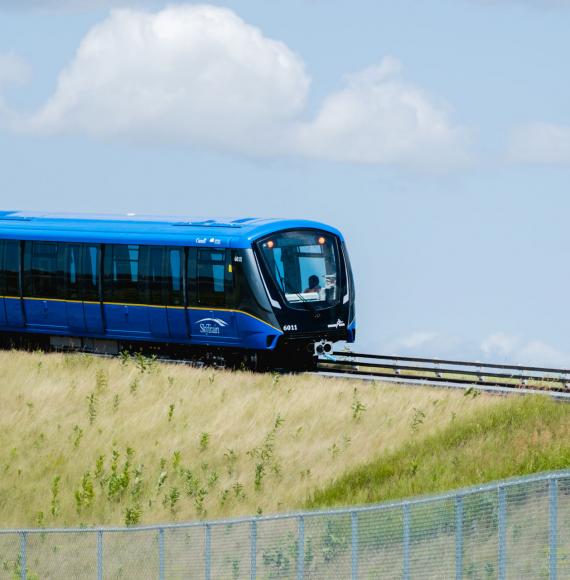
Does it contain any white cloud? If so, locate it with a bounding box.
[372,330,570,369]
[9,5,469,169]
[378,331,466,358]
[389,331,441,351]
[508,123,570,165]
[516,342,570,368]
[480,332,519,359]
[23,5,310,155]
[294,57,470,170]
[480,332,570,368]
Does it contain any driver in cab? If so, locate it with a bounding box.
[304,275,321,294]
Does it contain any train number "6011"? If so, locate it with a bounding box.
[283,324,298,332]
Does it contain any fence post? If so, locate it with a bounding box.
[498,486,507,580]
[97,530,103,580]
[455,495,463,580]
[250,520,257,580]
[159,528,165,580]
[297,515,305,580]
[19,531,27,580]
[351,511,358,580]
[403,503,410,580]
[204,524,211,580]
[549,478,558,580]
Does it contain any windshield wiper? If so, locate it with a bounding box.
[274,267,311,308]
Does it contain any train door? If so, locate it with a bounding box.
[62,243,87,334]
[82,244,104,335]
[102,244,150,337]
[2,241,24,328]
[0,241,7,327]
[165,247,187,340]
[23,241,67,332]
[140,246,169,339]
[187,247,238,345]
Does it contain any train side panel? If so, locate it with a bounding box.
[0,299,282,350]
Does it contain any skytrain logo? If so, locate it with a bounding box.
[195,317,229,335]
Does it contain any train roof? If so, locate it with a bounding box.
[0,211,344,248]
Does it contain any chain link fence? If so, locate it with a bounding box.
[1,470,568,579]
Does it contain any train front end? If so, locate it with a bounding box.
[254,227,355,366]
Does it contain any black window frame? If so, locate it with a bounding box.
[22,241,101,302]
[3,239,241,310]
[103,243,143,305]
[103,243,186,307]
[188,247,234,308]
[23,240,65,300]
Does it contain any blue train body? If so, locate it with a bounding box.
[0,211,355,365]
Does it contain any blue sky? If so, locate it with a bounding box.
[1,0,569,365]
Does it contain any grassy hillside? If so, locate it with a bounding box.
[308,395,570,508]
[0,350,567,529]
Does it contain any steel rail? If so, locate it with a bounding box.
[320,359,566,384]
[318,366,570,393]
[317,351,570,395]
[330,351,570,375]
[56,349,570,392]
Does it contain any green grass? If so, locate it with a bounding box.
[308,395,570,509]
[0,349,568,529]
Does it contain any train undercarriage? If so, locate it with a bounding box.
[0,331,321,372]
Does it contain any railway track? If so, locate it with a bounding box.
[61,348,570,400]
[8,341,570,399]
[317,351,570,399]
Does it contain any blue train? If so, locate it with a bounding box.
[0,211,355,368]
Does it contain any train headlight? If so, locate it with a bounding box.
[314,340,334,356]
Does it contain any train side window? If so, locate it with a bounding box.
[139,245,167,306]
[103,244,142,304]
[168,248,184,306]
[23,241,65,299]
[63,244,82,301]
[195,248,231,307]
[82,245,100,302]
[0,240,17,296]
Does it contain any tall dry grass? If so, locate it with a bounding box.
[0,350,514,528]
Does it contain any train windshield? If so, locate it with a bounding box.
[257,230,341,309]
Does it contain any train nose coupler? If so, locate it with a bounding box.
[314,340,333,356]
